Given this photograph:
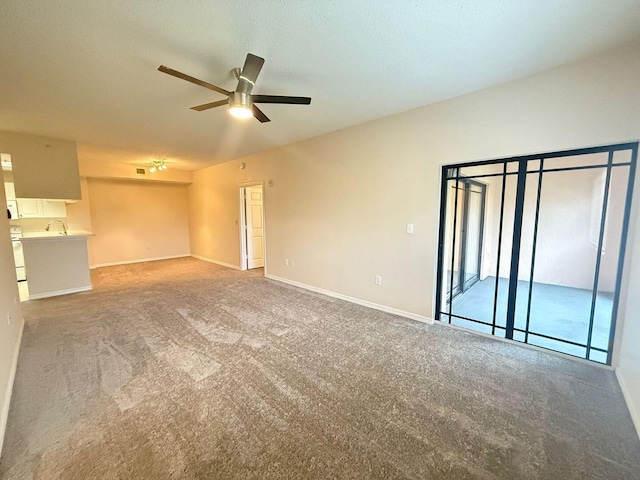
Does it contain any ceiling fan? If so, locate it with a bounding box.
[158,53,311,123]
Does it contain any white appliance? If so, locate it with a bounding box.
[0,153,11,170]
[7,200,18,220]
[10,226,26,282]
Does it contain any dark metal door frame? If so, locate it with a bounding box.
[504,160,527,340]
[460,179,486,292]
[434,142,638,365]
[445,178,486,303]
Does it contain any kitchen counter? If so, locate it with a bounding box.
[20,231,93,300]
[20,230,94,241]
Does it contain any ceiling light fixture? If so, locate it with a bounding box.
[149,159,167,173]
[228,92,253,119]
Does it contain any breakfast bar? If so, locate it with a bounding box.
[20,230,94,300]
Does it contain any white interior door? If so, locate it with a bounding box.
[245,185,264,269]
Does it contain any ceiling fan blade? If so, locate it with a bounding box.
[158,65,230,96]
[252,105,271,123]
[236,53,265,94]
[251,95,311,105]
[191,99,228,111]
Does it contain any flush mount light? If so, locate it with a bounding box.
[228,92,253,119]
[229,106,252,119]
[149,159,167,173]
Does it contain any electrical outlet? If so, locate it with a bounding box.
[284,258,289,266]
[375,275,382,285]
[146,244,151,250]
[290,260,294,267]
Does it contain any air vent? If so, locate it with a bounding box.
[136,168,146,175]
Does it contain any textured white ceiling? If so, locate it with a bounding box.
[1,1,639,170]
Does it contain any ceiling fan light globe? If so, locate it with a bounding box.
[229,105,253,119]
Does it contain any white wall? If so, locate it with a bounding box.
[189,44,640,433]
[0,172,24,457]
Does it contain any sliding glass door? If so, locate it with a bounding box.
[443,179,486,302]
[435,142,637,364]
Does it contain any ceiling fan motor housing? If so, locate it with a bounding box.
[229,91,252,108]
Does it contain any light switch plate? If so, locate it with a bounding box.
[406,224,414,234]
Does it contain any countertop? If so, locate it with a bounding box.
[19,230,95,242]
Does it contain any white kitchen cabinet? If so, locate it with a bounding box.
[17,198,44,218]
[4,182,16,200]
[42,199,66,217]
[16,198,67,218]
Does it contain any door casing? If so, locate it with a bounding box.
[239,182,266,271]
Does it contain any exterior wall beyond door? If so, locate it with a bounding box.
[483,161,626,292]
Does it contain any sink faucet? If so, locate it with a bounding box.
[45,220,67,235]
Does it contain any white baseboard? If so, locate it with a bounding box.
[0,318,24,458]
[29,286,92,300]
[90,254,190,269]
[616,367,640,440]
[265,274,433,325]
[191,254,241,271]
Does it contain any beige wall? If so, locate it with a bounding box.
[481,161,627,291]
[189,145,433,316]
[0,131,80,200]
[78,155,193,185]
[188,45,640,429]
[0,173,24,456]
[190,45,640,316]
[618,186,640,436]
[66,178,93,232]
[66,178,95,265]
[88,179,190,267]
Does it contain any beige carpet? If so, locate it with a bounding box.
[1,257,639,479]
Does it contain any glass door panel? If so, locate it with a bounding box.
[587,165,630,362]
[462,182,484,289]
[526,167,599,358]
[442,178,465,302]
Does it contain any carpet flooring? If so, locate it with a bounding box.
[1,257,639,479]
